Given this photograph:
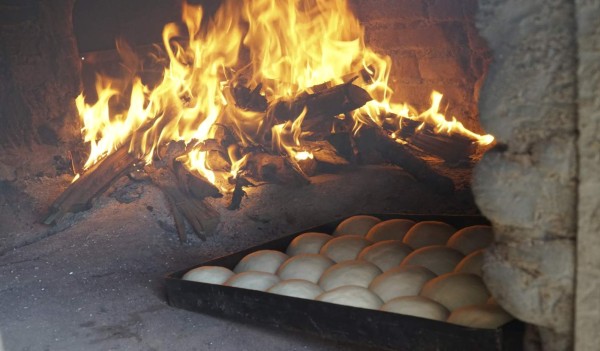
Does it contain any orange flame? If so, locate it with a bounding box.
[76,0,493,185]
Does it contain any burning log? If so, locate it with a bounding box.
[44,145,139,224]
[357,128,455,195]
[172,160,222,199]
[148,166,220,242]
[269,82,372,123]
[245,153,310,186]
[304,140,350,173]
[408,132,474,165]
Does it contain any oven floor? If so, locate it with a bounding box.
[0,166,475,350]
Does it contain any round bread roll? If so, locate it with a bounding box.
[369,265,436,302]
[316,286,383,309]
[182,266,234,285]
[447,304,514,329]
[318,260,382,291]
[286,232,333,256]
[366,219,416,242]
[454,249,484,277]
[402,221,456,249]
[400,245,464,275]
[234,250,289,274]
[334,215,381,237]
[276,254,335,283]
[447,225,494,255]
[381,296,449,321]
[420,273,490,311]
[358,240,413,271]
[319,235,372,263]
[224,271,280,291]
[267,279,324,300]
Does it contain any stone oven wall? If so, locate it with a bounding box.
[350,0,490,132]
[472,0,600,350]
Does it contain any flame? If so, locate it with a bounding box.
[76,0,493,185]
[271,107,313,161]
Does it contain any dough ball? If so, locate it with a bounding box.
[454,250,484,277]
[369,266,436,302]
[420,273,490,311]
[358,240,413,271]
[380,296,449,321]
[276,254,335,283]
[286,232,333,256]
[234,250,289,274]
[318,260,382,291]
[447,225,494,255]
[182,266,234,285]
[267,279,324,300]
[224,271,281,291]
[402,221,456,249]
[400,245,464,275]
[316,286,383,310]
[319,235,372,263]
[366,219,416,242]
[334,215,381,237]
[447,304,514,329]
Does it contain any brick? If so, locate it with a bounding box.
[365,24,454,51]
[390,54,422,83]
[427,0,464,21]
[418,56,469,81]
[350,0,426,23]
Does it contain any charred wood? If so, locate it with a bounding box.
[357,128,455,195]
[44,145,139,224]
[148,166,220,241]
[246,153,310,186]
[226,176,253,210]
[304,140,350,173]
[270,82,372,123]
[172,160,222,199]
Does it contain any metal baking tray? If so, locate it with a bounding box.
[165,214,525,351]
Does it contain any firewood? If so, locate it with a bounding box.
[409,132,474,165]
[326,132,355,161]
[148,166,220,241]
[303,140,350,173]
[269,82,372,123]
[172,160,222,199]
[296,157,317,176]
[357,128,455,195]
[245,152,310,186]
[44,144,139,224]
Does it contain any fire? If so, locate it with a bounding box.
[75,0,493,185]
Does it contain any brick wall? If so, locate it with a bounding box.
[349,0,491,132]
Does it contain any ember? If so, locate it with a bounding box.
[46,0,494,241]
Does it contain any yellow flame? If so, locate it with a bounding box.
[76,0,493,186]
[271,107,313,161]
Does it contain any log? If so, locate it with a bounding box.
[357,128,455,195]
[408,132,474,165]
[269,82,372,123]
[304,140,350,173]
[148,166,220,241]
[172,160,222,199]
[44,145,139,224]
[245,152,310,186]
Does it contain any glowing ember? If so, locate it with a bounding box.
[76,0,494,185]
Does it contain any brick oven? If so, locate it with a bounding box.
[0,0,598,350]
